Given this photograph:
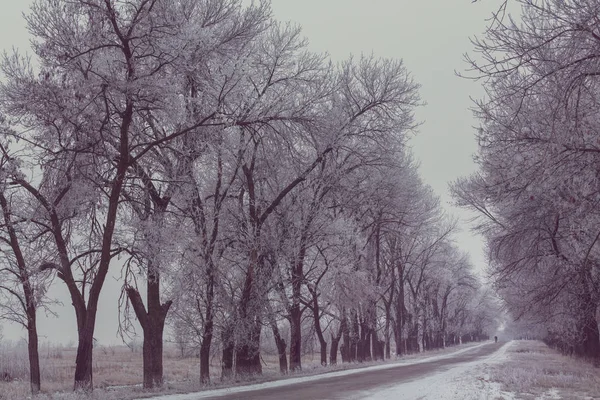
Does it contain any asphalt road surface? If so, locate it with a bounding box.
[194,342,504,400]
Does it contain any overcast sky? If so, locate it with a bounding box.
[0,0,501,345]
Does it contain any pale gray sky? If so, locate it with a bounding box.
[0,0,498,345]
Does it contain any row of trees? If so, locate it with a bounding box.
[0,0,496,394]
[454,0,600,360]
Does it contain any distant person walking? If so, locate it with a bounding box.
[494,336,498,343]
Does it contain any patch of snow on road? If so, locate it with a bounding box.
[357,342,517,400]
[146,342,492,400]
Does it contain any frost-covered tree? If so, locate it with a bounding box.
[455,0,600,359]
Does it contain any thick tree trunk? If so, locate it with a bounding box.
[236,242,263,376]
[289,304,302,371]
[341,312,350,363]
[273,327,288,375]
[142,322,165,388]
[221,324,234,380]
[267,310,288,375]
[235,320,263,376]
[126,274,172,389]
[330,322,343,365]
[74,327,94,390]
[27,318,40,394]
[199,339,212,384]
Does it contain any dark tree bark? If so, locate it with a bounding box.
[394,262,406,356]
[330,321,344,365]
[308,286,327,366]
[288,302,303,371]
[126,269,172,389]
[221,324,234,380]
[0,192,41,394]
[27,320,41,394]
[579,303,600,359]
[235,319,263,376]
[350,309,359,362]
[341,311,350,363]
[268,315,288,374]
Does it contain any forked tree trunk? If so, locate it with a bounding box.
[126,270,172,389]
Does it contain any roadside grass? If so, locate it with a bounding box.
[0,340,486,399]
[487,340,600,399]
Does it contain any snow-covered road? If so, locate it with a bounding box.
[145,341,510,400]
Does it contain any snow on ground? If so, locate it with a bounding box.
[146,342,491,400]
[355,341,517,400]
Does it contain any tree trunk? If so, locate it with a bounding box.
[350,310,359,362]
[126,273,172,389]
[200,262,215,384]
[74,326,94,390]
[27,318,40,394]
[394,263,405,356]
[199,339,212,384]
[221,324,234,380]
[341,312,350,363]
[310,287,327,366]
[580,306,600,359]
[267,312,288,375]
[0,192,40,394]
[330,322,343,365]
[235,318,262,376]
[289,304,302,371]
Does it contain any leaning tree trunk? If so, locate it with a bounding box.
[269,316,288,375]
[310,287,327,366]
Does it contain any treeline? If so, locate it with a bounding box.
[454,0,600,360]
[0,0,495,394]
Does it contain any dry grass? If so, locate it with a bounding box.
[487,341,600,400]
